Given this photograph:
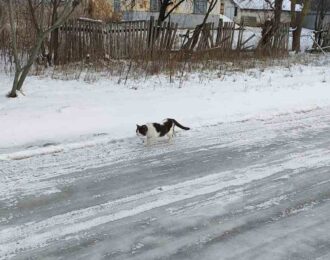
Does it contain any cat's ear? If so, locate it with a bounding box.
[136,124,140,128]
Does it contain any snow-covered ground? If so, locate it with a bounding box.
[1,103,330,260]
[0,55,329,158]
[1,55,330,259]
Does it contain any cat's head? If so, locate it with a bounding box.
[136,124,148,136]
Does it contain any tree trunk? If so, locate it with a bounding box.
[7,0,21,98]
[16,36,44,91]
[186,0,217,50]
[0,1,5,28]
[314,0,325,45]
[8,32,46,96]
[50,0,60,65]
[291,0,310,52]
[158,0,170,25]
[7,70,21,98]
[52,28,59,65]
[274,0,283,26]
[292,11,302,52]
[314,0,320,30]
[157,0,185,26]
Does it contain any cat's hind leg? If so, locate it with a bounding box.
[173,126,177,137]
[167,132,173,143]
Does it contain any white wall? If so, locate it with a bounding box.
[223,0,236,20]
[236,10,291,26]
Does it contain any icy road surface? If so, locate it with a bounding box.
[1,108,330,260]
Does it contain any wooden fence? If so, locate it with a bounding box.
[57,17,178,64]
[323,23,330,48]
[0,18,292,66]
[317,23,330,50]
[257,22,290,54]
[58,18,257,64]
[181,20,253,53]
[271,23,290,52]
[215,21,236,50]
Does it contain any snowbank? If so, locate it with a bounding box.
[238,27,314,52]
[0,59,330,154]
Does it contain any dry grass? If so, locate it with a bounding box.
[40,50,321,86]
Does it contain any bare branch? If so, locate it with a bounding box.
[7,0,20,71]
[6,0,81,97]
[44,0,80,34]
[163,0,185,20]
[0,0,5,28]
[263,0,275,10]
[27,0,40,33]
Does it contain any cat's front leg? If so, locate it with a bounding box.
[145,137,153,146]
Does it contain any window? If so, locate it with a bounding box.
[220,3,224,15]
[114,0,121,13]
[150,0,161,12]
[241,16,257,26]
[194,0,207,14]
[234,6,238,17]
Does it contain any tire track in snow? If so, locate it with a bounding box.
[1,148,330,259]
[1,108,330,205]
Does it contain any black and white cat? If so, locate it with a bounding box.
[136,118,190,145]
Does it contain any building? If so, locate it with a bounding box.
[85,0,222,28]
[222,0,296,26]
[85,0,303,28]
[303,11,330,30]
[303,0,330,30]
[121,0,222,28]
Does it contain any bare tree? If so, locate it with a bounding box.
[0,0,5,29]
[47,0,93,66]
[258,0,283,48]
[6,0,80,98]
[312,0,330,29]
[49,0,62,66]
[184,0,218,50]
[158,0,186,25]
[274,0,284,26]
[291,0,311,52]
[312,0,330,44]
[259,0,311,52]
[259,0,284,25]
[0,0,10,36]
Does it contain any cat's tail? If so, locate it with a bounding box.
[170,119,190,130]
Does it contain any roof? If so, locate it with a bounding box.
[232,0,302,12]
